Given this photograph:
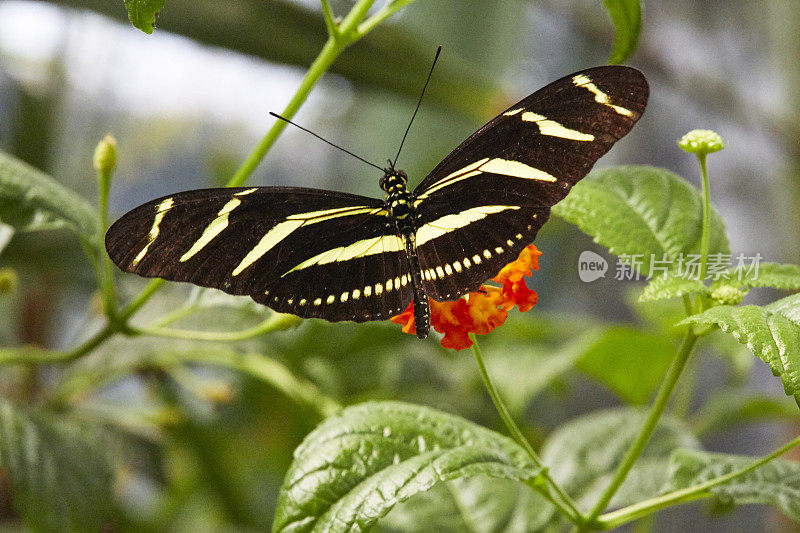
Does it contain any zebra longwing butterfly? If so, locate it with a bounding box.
[106,66,648,339]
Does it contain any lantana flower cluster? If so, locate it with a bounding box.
[391,245,541,350]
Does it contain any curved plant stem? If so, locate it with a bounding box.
[470,334,585,525]
[586,331,698,521]
[134,313,301,341]
[594,433,800,529]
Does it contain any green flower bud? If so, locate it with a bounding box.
[93,134,117,175]
[711,285,743,306]
[677,129,725,155]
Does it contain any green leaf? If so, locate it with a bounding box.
[553,166,729,277]
[0,399,115,531]
[575,326,676,404]
[0,150,100,240]
[603,0,643,64]
[542,408,700,512]
[713,262,800,291]
[680,293,800,403]
[381,477,555,533]
[691,389,799,437]
[639,275,710,302]
[667,449,800,521]
[124,0,166,34]
[272,401,540,533]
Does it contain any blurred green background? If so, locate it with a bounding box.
[1,0,799,531]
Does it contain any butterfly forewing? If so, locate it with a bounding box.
[106,187,412,321]
[412,65,648,299]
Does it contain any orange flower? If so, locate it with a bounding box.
[391,245,541,350]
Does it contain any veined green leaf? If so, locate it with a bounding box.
[603,0,643,64]
[124,0,166,34]
[639,275,710,302]
[713,262,800,291]
[553,166,729,277]
[381,477,555,533]
[667,449,800,521]
[385,409,700,531]
[0,399,115,531]
[272,402,540,533]
[680,293,800,404]
[542,408,700,513]
[0,150,100,240]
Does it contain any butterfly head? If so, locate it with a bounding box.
[379,169,408,194]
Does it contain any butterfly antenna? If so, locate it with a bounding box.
[392,45,442,169]
[270,112,387,173]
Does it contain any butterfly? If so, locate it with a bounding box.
[105,65,648,339]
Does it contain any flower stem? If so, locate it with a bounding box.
[470,334,584,525]
[587,331,698,520]
[594,432,800,529]
[696,153,711,310]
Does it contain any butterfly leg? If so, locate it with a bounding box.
[401,231,430,339]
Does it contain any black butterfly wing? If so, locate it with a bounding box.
[412,66,648,300]
[106,187,413,321]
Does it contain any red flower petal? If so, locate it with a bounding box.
[391,245,542,350]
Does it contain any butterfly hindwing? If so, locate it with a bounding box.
[105,187,413,321]
[413,65,648,299]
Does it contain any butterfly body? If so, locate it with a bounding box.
[379,169,430,337]
[106,66,649,338]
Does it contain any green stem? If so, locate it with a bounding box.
[320,0,339,38]
[672,345,700,418]
[97,184,117,318]
[134,313,300,342]
[357,0,416,36]
[587,331,698,520]
[697,153,711,305]
[470,334,584,525]
[146,303,202,329]
[595,433,800,529]
[119,278,165,321]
